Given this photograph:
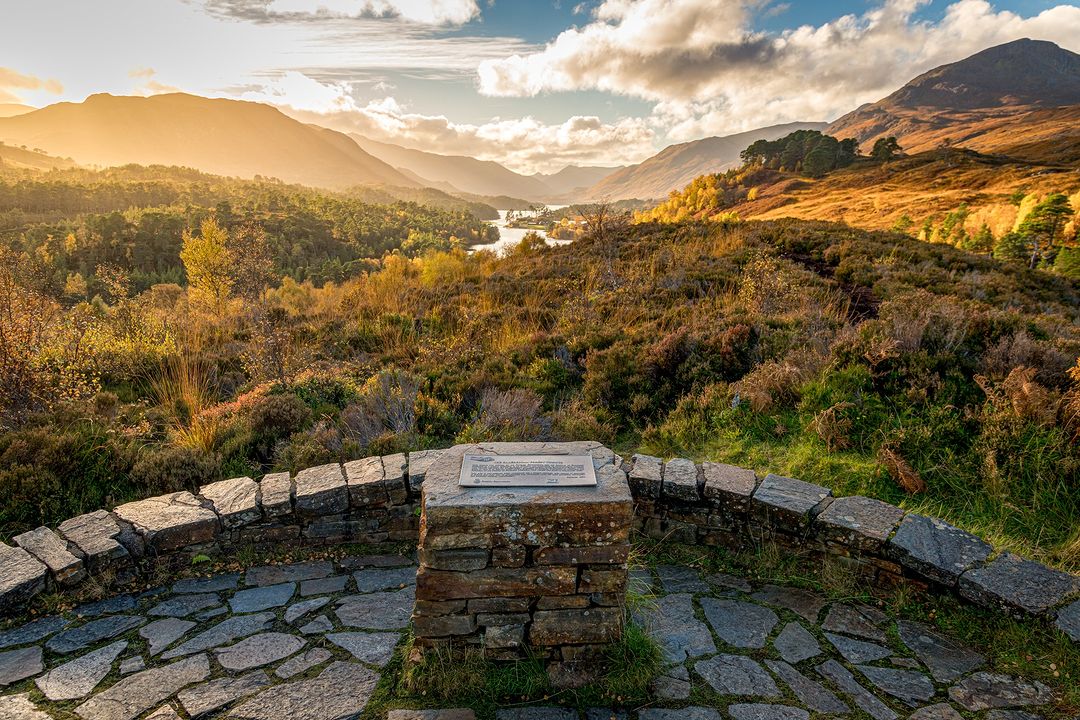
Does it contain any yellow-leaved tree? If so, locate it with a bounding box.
[180,218,233,318]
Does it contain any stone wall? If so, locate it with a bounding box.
[2,446,1078,649]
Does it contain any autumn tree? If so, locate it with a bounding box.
[0,248,59,426]
[1017,193,1073,269]
[180,218,233,316]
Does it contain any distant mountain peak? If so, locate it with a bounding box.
[882,38,1080,111]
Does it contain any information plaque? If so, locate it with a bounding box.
[458,454,597,487]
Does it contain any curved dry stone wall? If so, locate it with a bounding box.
[2,447,1078,648]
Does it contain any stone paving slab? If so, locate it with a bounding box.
[275,648,332,679]
[141,618,196,655]
[728,703,809,720]
[74,653,210,720]
[285,596,332,624]
[948,672,1054,711]
[825,632,892,663]
[245,561,334,586]
[701,596,777,648]
[35,640,126,700]
[772,622,820,664]
[857,665,935,706]
[639,707,721,720]
[1055,599,1080,642]
[695,654,780,697]
[229,582,295,612]
[655,565,710,593]
[896,620,984,683]
[47,615,145,654]
[162,613,275,659]
[173,574,240,594]
[354,566,417,592]
[0,646,43,686]
[764,660,848,714]
[335,586,415,629]
[325,631,399,666]
[149,592,221,618]
[215,632,305,671]
[0,616,70,650]
[817,659,897,720]
[0,692,51,719]
[227,661,379,720]
[177,670,271,718]
[632,593,716,663]
[75,594,137,617]
[750,585,827,622]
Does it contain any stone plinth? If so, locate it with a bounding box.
[413,442,632,666]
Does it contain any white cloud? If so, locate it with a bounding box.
[478,0,1080,137]
[265,78,655,172]
[240,70,361,112]
[0,67,62,104]
[207,0,480,25]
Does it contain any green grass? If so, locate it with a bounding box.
[364,623,662,720]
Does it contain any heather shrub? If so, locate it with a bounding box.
[131,445,220,494]
[249,393,312,441]
[457,387,550,442]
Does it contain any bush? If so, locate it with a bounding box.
[457,387,550,442]
[0,423,136,539]
[131,445,220,494]
[249,393,312,441]
[340,371,420,451]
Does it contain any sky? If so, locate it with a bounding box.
[2,0,1080,173]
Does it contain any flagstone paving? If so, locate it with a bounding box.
[0,553,1070,719]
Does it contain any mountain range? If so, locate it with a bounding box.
[827,38,1080,161]
[1,38,1077,205]
[0,93,417,190]
[582,122,827,201]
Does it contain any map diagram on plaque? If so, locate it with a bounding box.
[458,454,597,487]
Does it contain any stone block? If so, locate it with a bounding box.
[114,492,220,552]
[529,607,622,646]
[629,453,663,499]
[476,612,531,626]
[0,542,47,612]
[702,462,757,511]
[294,463,348,518]
[417,566,577,600]
[492,545,526,568]
[579,568,627,594]
[887,514,992,587]
[383,452,409,504]
[1055,599,1080,642]
[259,472,293,517]
[199,476,261,529]
[420,443,632,548]
[420,548,490,571]
[959,552,1080,615]
[344,456,388,508]
[751,474,832,532]
[467,597,530,613]
[407,449,444,492]
[814,496,905,552]
[535,544,630,566]
[663,458,700,501]
[536,595,591,610]
[485,624,525,649]
[413,614,477,637]
[57,510,130,570]
[13,526,85,585]
[414,600,467,616]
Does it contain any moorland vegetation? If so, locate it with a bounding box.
[1,160,1078,576]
